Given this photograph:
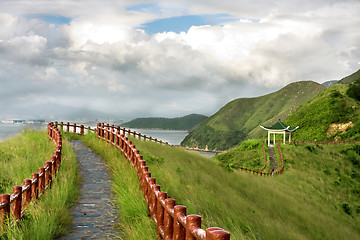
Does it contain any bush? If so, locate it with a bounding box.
[346,80,360,101]
[342,202,352,215]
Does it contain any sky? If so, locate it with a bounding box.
[0,0,359,120]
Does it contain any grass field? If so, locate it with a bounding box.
[0,130,80,239]
[127,135,360,240]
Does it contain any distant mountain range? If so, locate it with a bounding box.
[0,103,119,123]
[121,114,208,130]
[322,80,338,87]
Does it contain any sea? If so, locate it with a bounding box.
[0,124,216,157]
[0,123,47,142]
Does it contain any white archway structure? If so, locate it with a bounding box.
[260,120,299,146]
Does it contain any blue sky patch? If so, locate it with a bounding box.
[126,3,162,14]
[140,13,239,35]
[28,14,72,26]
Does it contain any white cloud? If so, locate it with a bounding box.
[0,0,359,119]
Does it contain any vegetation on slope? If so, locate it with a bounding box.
[181,81,325,150]
[130,134,360,239]
[339,68,360,84]
[0,130,80,239]
[122,114,208,130]
[286,84,360,141]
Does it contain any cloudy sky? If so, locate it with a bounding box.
[0,0,359,120]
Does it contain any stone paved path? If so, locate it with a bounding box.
[57,140,121,240]
[268,146,277,170]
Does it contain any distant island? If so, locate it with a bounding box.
[121,114,208,130]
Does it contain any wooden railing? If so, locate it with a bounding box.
[56,122,169,145]
[0,123,62,232]
[291,139,360,145]
[221,140,284,177]
[57,122,230,240]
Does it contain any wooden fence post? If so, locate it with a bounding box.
[0,194,10,231]
[31,173,39,200]
[173,205,186,240]
[156,191,167,238]
[206,227,230,240]
[73,123,77,134]
[80,125,84,135]
[38,167,45,195]
[22,179,32,210]
[66,122,70,132]
[45,161,53,187]
[11,186,22,222]
[164,198,175,239]
[186,215,201,240]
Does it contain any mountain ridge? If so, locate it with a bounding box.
[181,81,325,150]
[121,114,208,130]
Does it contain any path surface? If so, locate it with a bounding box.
[57,140,120,240]
[268,146,277,170]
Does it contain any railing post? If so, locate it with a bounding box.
[45,161,53,187]
[164,198,175,240]
[31,173,39,200]
[51,155,57,175]
[186,215,201,240]
[73,123,77,134]
[156,191,167,238]
[66,122,70,133]
[11,186,22,222]
[22,179,32,210]
[173,205,186,240]
[80,125,84,135]
[0,194,10,231]
[206,227,230,240]
[38,167,45,195]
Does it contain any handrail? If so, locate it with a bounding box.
[60,122,230,240]
[291,139,359,145]
[55,122,170,145]
[0,122,63,232]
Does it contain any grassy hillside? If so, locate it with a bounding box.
[181,81,325,150]
[0,130,80,239]
[285,84,360,141]
[339,68,360,84]
[128,135,360,240]
[122,114,208,130]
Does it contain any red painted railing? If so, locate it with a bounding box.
[57,122,230,240]
[222,140,284,177]
[57,121,169,145]
[0,123,62,232]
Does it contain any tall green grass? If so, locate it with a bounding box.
[79,133,156,240]
[129,136,360,240]
[0,130,80,239]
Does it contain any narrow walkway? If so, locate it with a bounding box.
[268,146,277,170]
[58,140,120,240]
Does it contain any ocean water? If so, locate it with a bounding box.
[0,124,46,142]
[129,128,189,146]
[0,124,215,157]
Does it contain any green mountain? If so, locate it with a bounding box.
[339,68,360,84]
[286,83,360,141]
[121,114,208,130]
[181,81,325,150]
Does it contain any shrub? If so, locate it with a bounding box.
[342,202,352,215]
[346,80,360,101]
